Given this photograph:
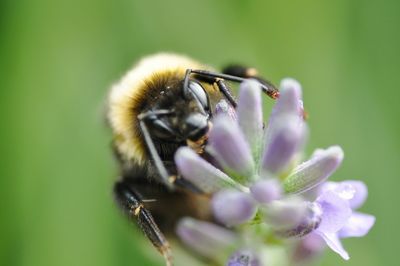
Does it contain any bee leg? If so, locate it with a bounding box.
[138,113,174,190]
[186,69,279,100]
[183,69,237,107]
[114,179,173,266]
[222,65,279,99]
[222,64,269,84]
[215,79,237,107]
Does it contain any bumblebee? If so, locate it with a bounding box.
[107,53,278,265]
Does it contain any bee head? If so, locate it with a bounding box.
[144,80,211,143]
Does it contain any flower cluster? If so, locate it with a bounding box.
[174,79,375,265]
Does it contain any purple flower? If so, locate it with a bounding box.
[174,78,374,263]
[206,79,307,183]
[312,181,376,260]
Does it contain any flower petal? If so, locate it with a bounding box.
[212,190,257,226]
[320,180,368,209]
[320,181,355,200]
[317,232,349,260]
[237,80,263,157]
[250,179,282,204]
[340,181,368,209]
[208,115,255,183]
[176,217,238,258]
[215,99,237,121]
[175,147,246,193]
[316,190,352,234]
[227,249,261,266]
[338,212,375,238]
[283,146,344,194]
[261,115,306,175]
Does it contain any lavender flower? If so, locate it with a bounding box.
[312,181,376,260]
[175,79,375,265]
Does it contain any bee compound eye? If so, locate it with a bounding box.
[188,81,209,111]
[185,113,209,141]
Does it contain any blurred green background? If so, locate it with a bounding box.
[1,0,398,265]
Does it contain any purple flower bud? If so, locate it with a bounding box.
[261,116,306,175]
[291,233,326,264]
[275,202,323,238]
[227,249,261,266]
[175,147,245,193]
[237,80,263,155]
[209,115,255,183]
[268,78,303,129]
[283,146,344,194]
[176,217,238,258]
[212,190,257,226]
[263,198,308,231]
[250,179,282,204]
[279,78,303,111]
